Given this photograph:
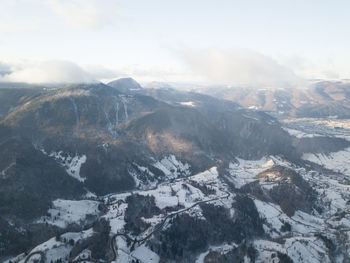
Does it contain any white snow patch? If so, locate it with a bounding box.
[227,157,275,188]
[107,202,128,234]
[179,101,196,107]
[42,150,87,182]
[73,249,91,262]
[37,199,100,228]
[61,228,94,242]
[129,163,157,189]
[191,167,219,183]
[196,243,237,263]
[302,147,350,177]
[153,155,191,179]
[0,161,15,179]
[283,127,321,138]
[132,245,160,263]
[285,237,330,263]
[84,190,97,198]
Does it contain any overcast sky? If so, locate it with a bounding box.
[1,0,349,86]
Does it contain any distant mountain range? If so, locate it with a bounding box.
[193,80,350,119]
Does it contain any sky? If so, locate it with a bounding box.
[0,0,349,87]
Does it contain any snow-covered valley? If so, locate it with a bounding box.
[7,152,350,263]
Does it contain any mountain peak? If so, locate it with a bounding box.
[107,77,142,94]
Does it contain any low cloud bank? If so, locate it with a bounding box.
[0,49,308,87]
[181,48,306,88]
[0,60,119,84]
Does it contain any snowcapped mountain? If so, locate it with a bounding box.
[1,79,349,262]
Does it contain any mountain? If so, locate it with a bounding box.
[196,81,350,119]
[108,77,143,94]
[1,79,350,262]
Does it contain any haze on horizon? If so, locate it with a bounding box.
[1,0,349,87]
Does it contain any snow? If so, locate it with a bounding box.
[84,190,97,198]
[153,154,191,179]
[253,199,286,237]
[41,150,87,182]
[65,154,87,181]
[191,167,219,183]
[141,214,164,227]
[179,101,196,107]
[103,193,131,234]
[227,157,275,188]
[195,243,237,263]
[299,165,350,217]
[30,237,61,253]
[291,211,325,234]
[254,199,281,219]
[19,254,42,263]
[254,198,326,238]
[254,240,285,263]
[37,199,100,228]
[45,245,71,263]
[114,236,130,263]
[132,245,160,263]
[104,165,233,258]
[242,114,259,121]
[61,228,95,242]
[248,105,259,110]
[0,161,15,179]
[313,119,350,130]
[16,228,95,263]
[3,253,26,263]
[196,250,210,263]
[17,237,66,263]
[280,117,350,141]
[253,237,330,263]
[107,202,129,234]
[129,163,157,189]
[139,181,205,209]
[14,150,350,263]
[254,240,284,253]
[302,147,350,177]
[129,155,191,190]
[73,249,91,262]
[285,237,330,263]
[282,127,321,138]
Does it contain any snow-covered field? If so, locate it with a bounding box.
[281,117,350,141]
[282,127,321,138]
[5,228,95,263]
[129,155,191,189]
[153,155,191,179]
[37,199,100,228]
[302,147,350,177]
[226,157,275,188]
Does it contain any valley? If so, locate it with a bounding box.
[1,79,350,263]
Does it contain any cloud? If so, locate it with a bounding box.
[0,62,12,76]
[0,0,41,35]
[83,64,122,80]
[0,0,119,34]
[0,23,37,35]
[181,48,306,88]
[0,60,96,83]
[47,0,114,29]
[280,55,348,80]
